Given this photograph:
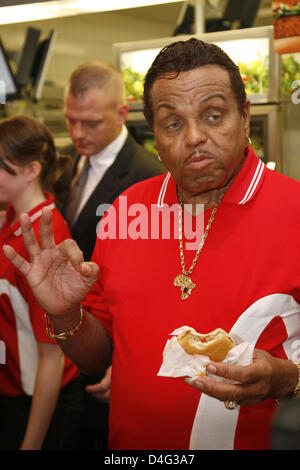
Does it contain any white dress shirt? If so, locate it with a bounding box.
[73,125,128,223]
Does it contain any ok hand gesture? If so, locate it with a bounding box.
[3,207,98,317]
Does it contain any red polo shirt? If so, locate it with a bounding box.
[0,193,79,397]
[84,148,300,450]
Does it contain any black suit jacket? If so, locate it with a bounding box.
[63,134,165,261]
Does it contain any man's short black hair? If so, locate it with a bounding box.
[143,37,246,128]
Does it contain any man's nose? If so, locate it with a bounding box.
[185,120,207,146]
[71,122,84,139]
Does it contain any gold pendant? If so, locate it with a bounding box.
[173,274,196,300]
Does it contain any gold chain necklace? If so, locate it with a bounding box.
[173,189,224,300]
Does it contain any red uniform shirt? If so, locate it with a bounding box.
[84,148,300,450]
[0,193,79,397]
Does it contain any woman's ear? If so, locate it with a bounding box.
[25,160,42,182]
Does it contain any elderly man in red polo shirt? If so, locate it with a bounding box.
[4,38,300,450]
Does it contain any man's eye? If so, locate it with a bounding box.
[84,121,100,129]
[208,114,221,122]
[167,121,180,129]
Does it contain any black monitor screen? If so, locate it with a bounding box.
[16,27,41,89]
[0,39,18,103]
[223,0,261,28]
[30,29,56,101]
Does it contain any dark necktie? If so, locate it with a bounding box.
[65,157,90,228]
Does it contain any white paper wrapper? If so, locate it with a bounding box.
[157,326,254,381]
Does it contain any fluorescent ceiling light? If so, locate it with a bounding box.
[0,0,183,25]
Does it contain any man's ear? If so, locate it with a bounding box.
[242,100,251,138]
[117,104,129,126]
[25,160,42,182]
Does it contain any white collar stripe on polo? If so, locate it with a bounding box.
[157,172,171,207]
[238,159,265,205]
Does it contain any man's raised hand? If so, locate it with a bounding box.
[3,207,99,316]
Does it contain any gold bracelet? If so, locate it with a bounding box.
[45,305,85,341]
[292,361,300,399]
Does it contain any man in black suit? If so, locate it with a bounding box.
[63,60,164,261]
[62,61,164,449]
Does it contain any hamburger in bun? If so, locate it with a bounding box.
[177,328,235,362]
[273,1,300,53]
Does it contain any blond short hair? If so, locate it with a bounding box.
[66,60,126,105]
